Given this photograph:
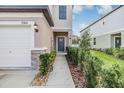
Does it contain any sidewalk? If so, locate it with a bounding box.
[43,54,75,88]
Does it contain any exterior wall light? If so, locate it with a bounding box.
[103,19,105,25]
[34,23,38,32]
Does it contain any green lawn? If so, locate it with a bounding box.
[91,50,124,80]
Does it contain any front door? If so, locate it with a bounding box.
[115,37,121,48]
[58,37,65,52]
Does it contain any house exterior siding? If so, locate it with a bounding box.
[52,5,72,29]
[92,34,111,49]
[0,12,53,52]
[51,5,72,51]
[81,6,124,49]
[0,5,72,68]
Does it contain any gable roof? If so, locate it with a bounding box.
[0,5,54,26]
[80,5,123,32]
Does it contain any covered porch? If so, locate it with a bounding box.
[53,32,70,52]
[111,33,121,48]
[111,31,124,48]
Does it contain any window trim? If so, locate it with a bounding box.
[93,38,96,45]
[59,6,67,20]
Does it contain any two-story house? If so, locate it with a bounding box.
[80,5,124,49]
[0,5,72,68]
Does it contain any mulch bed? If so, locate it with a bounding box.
[65,56,87,88]
[31,63,53,86]
[31,72,50,86]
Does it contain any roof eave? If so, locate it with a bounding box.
[0,5,54,26]
[80,5,123,33]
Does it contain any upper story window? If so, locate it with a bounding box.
[93,38,96,45]
[59,6,67,20]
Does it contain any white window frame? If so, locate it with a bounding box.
[59,6,67,20]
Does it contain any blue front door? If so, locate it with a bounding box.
[58,37,65,51]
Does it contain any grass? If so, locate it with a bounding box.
[91,50,124,81]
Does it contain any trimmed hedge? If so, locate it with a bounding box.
[66,47,79,65]
[104,48,113,55]
[93,48,124,60]
[67,47,123,87]
[39,51,56,76]
[101,64,123,88]
[80,54,103,87]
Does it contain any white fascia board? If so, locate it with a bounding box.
[52,27,72,32]
[0,12,43,18]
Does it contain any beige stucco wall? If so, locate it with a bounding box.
[52,5,72,29]
[0,12,53,52]
[50,5,72,48]
[36,17,53,52]
[0,5,73,52]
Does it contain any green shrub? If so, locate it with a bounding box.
[39,51,56,76]
[49,51,56,62]
[66,47,79,65]
[104,48,113,55]
[101,64,123,88]
[81,54,124,88]
[80,54,103,88]
[103,48,124,60]
[39,53,50,76]
[112,48,120,57]
[114,48,124,60]
[79,31,123,88]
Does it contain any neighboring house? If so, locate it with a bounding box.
[80,5,124,49]
[72,35,79,44]
[0,5,72,68]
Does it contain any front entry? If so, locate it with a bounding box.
[115,37,121,48]
[57,37,65,52]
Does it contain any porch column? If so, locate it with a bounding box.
[68,31,72,46]
[121,32,124,48]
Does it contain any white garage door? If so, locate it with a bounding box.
[0,25,32,67]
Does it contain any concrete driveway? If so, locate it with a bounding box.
[0,69,37,88]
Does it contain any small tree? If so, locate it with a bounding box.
[79,31,102,87]
[79,31,91,61]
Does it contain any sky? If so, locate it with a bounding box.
[73,5,119,36]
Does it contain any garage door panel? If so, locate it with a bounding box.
[0,49,30,56]
[0,25,32,67]
[0,26,31,49]
[0,43,30,48]
[0,53,31,67]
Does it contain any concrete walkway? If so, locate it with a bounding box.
[43,54,75,88]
